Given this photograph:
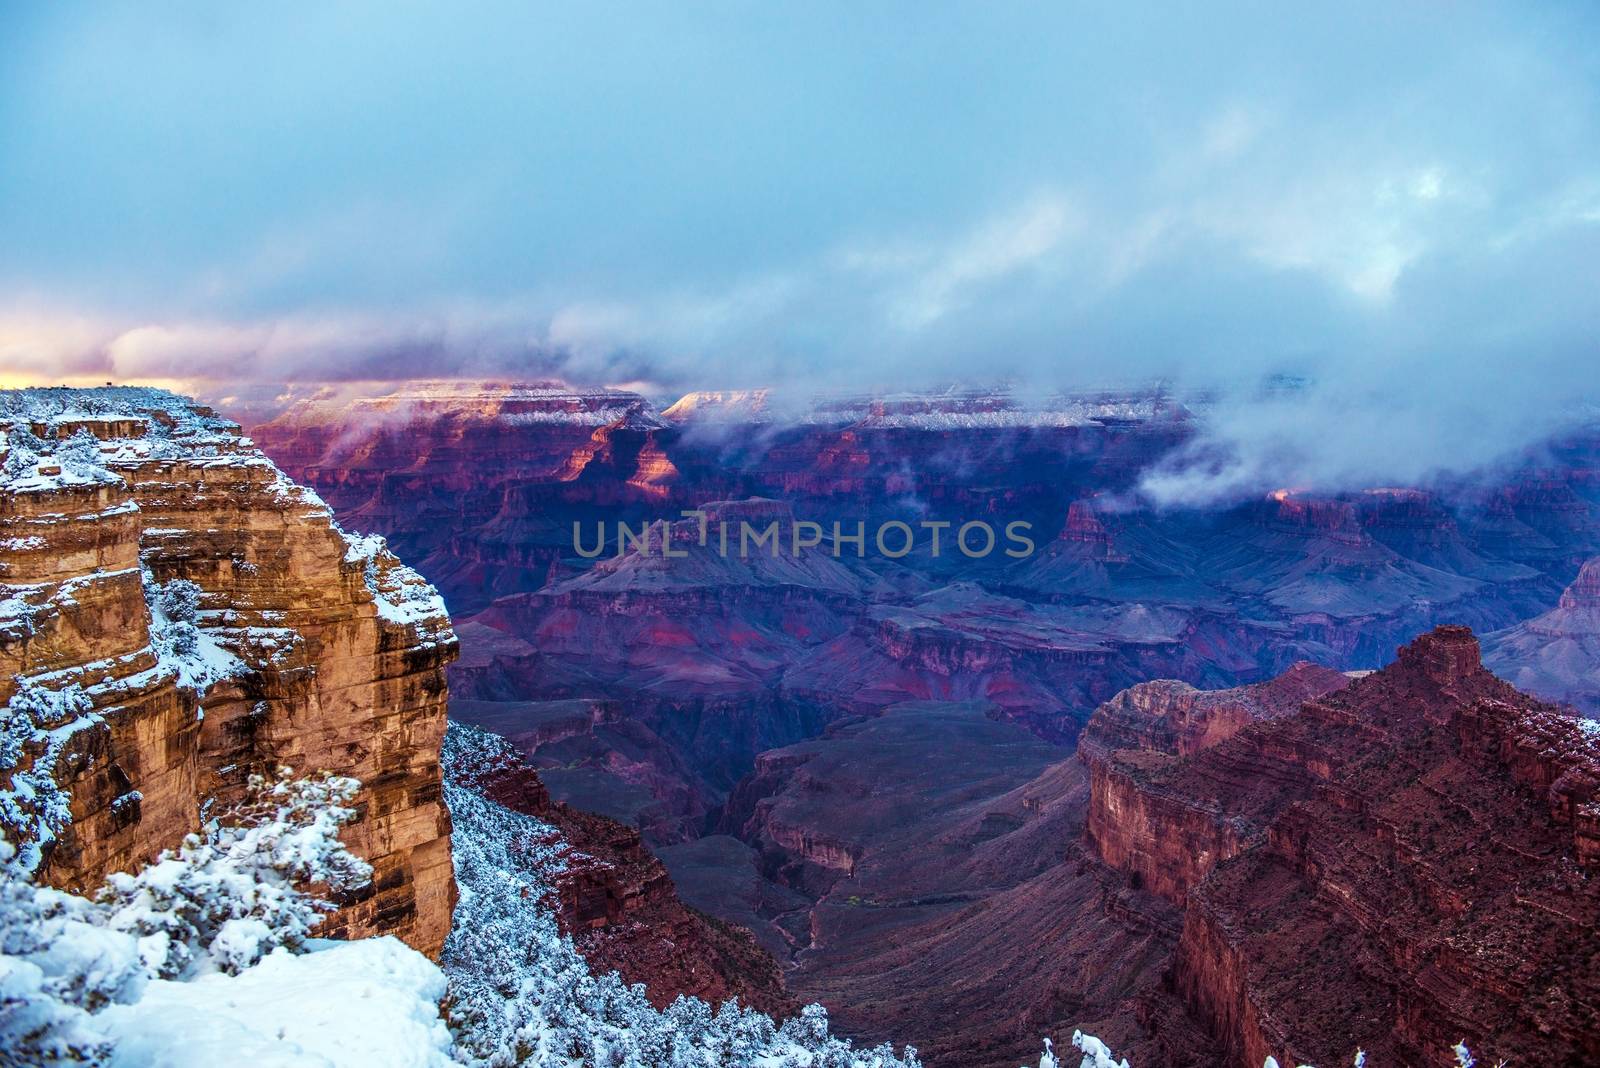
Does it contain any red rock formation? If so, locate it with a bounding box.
[1085,627,1600,1066]
[443,724,796,1017]
[1,388,457,955]
[245,382,1197,616]
[454,535,1283,843]
[1563,556,1600,608]
[1080,661,1350,760]
[1078,664,1348,906]
[244,382,1600,670]
[250,381,671,613]
[1058,499,1127,561]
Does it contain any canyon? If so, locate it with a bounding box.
[240,380,1600,1065]
[697,629,1600,1066]
[250,382,1600,825]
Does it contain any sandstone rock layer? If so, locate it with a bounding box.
[0,388,458,955]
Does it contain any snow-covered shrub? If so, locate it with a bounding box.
[141,570,245,696]
[0,681,100,875]
[0,839,143,1066]
[440,722,920,1068]
[56,430,103,469]
[0,764,394,1065]
[0,425,48,481]
[0,421,117,490]
[96,769,372,979]
[1450,1043,1506,1068]
[153,578,201,627]
[1059,1034,1485,1068]
[1068,1030,1130,1067]
[144,572,200,662]
[3,832,451,1068]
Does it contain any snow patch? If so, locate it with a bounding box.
[340,529,451,630]
[98,938,454,1068]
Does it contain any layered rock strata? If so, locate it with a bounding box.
[1484,556,1600,716]
[0,387,458,954]
[1082,627,1600,1066]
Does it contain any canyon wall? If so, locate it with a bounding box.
[1081,627,1600,1067]
[0,387,458,954]
[1484,555,1600,716]
[1081,664,1350,903]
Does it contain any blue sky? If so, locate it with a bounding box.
[2,3,1598,495]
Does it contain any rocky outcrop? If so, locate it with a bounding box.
[1079,661,1350,760]
[1085,751,1246,906]
[441,724,796,1017]
[0,387,457,955]
[1085,627,1600,1066]
[1080,665,1348,906]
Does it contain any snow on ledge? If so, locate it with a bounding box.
[98,937,454,1068]
[339,529,452,632]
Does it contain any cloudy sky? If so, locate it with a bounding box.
[2,3,1598,495]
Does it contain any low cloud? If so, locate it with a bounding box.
[2,4,1598,503]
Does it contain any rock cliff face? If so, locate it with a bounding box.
[1080,664,1352,903]
[0,387,458,955]
[1082,627,1600,1067]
